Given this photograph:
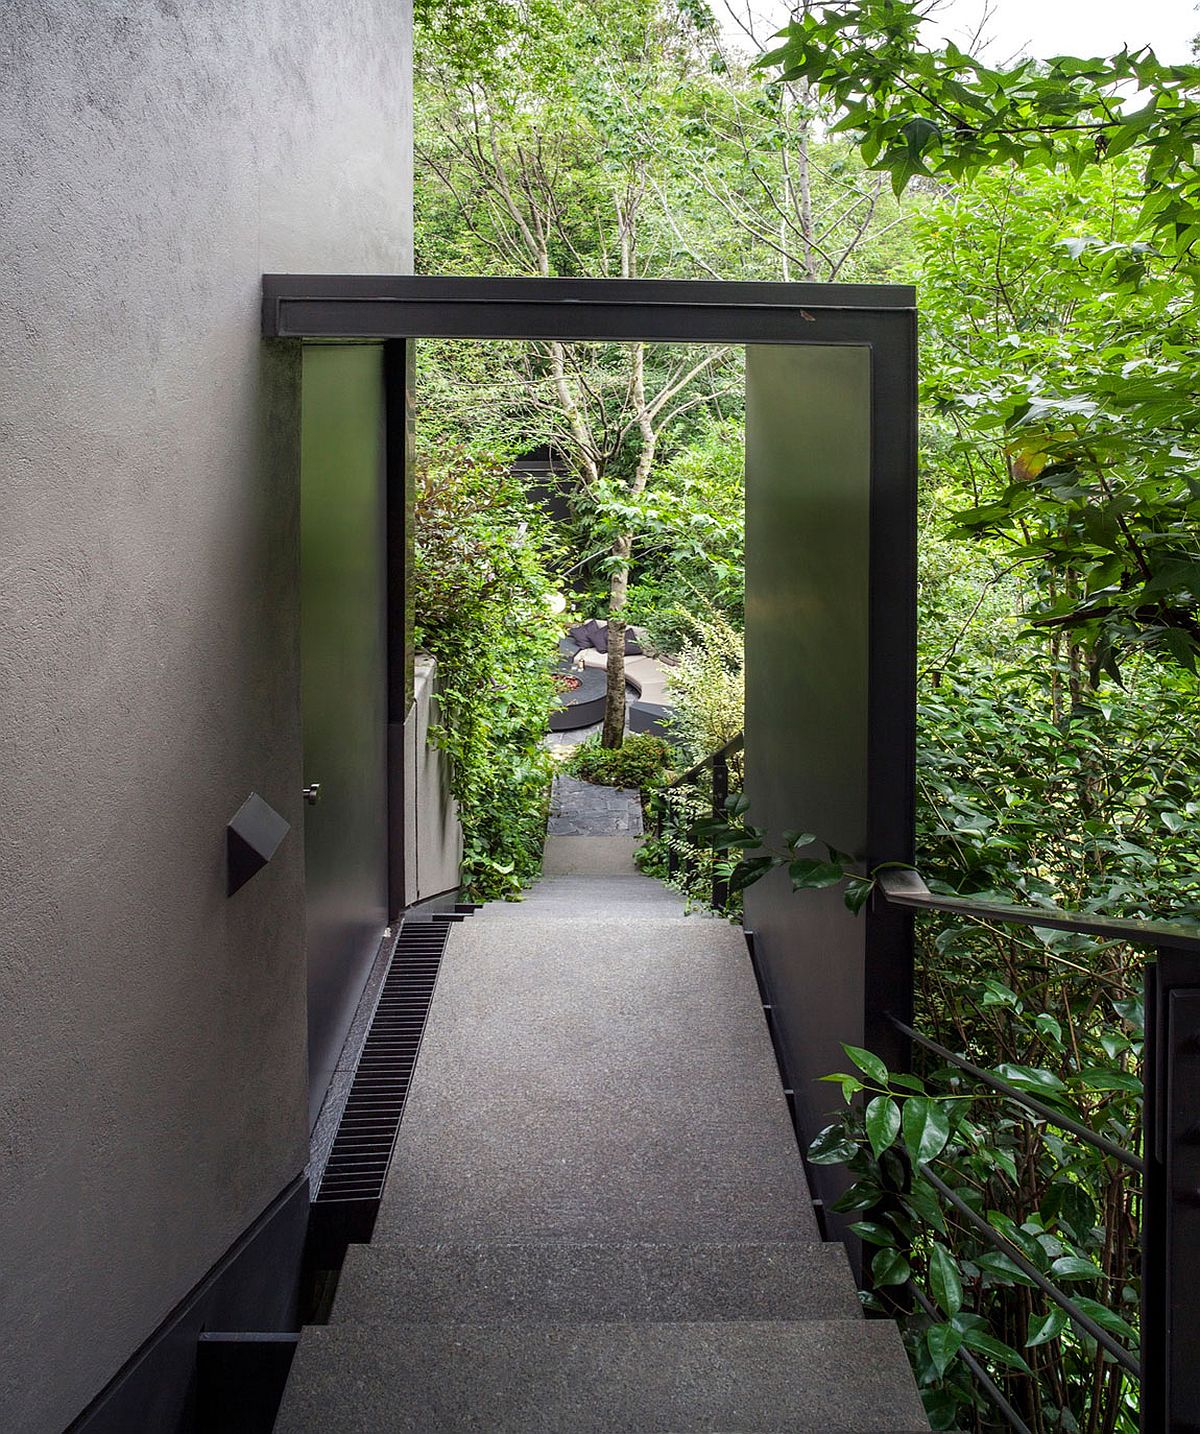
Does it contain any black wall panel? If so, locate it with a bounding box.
[300,344,389,1128]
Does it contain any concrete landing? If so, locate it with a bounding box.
[371,913,816,1243]
[541,832,641,874]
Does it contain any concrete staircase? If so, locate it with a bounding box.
[276,835,928,1432]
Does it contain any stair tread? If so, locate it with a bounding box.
[275,1319,930,1432]
[332,1239,863,1324]
[542,834,644,876]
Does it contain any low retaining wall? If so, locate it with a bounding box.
[403,656,463,905]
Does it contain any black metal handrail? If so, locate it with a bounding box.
[663,730,744,791]
[878,868,1200,954]
[657,731,744,908]
[876,865,1200,1432]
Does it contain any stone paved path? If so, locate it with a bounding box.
[547,773,643,836]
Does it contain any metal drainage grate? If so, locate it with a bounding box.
[312,913,463,1239]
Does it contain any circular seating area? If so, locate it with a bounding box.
[551,620,675,735]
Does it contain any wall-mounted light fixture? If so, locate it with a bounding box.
[226,792,290,896]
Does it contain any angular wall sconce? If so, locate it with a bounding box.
[227,792,290,896]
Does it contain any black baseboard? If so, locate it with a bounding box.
[67,1175,309,1434]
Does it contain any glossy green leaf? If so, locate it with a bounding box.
[1073,1296,1139,1345]
[961,1328,1034,1375]
[788,858,844,889]
[872,1247,911,1287]
[902,1096,951,1166]
[843,1044,889,1085]
[843,875,876,914]
[1026,1308,1069,1347]
[925,1321,963,1378]
[850,1220,898,1247]
[866,1095,901,1157]
[808,1124,857,1165]
[929,1242,963,1317]
[1050,1255,1102,1281]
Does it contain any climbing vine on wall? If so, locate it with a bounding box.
[412,450,563,900]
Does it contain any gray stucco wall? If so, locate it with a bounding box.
[0,5,411,1430]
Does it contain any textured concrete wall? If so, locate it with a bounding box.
[404,656,465,906]
[0,5,411,1430]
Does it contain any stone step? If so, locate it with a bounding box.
[511,877,679,894]
[275,1319,931,1432]
[332,1240,863,1325]
[483,876,690,910]
[541,834,642,875]
[478,906,696,917]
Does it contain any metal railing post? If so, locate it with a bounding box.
[1142,946,1200,1432]
[665,791,678,879]
[711,751,729,910]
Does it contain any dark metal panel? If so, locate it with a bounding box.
[385,340,414,919]
[743,347,872,1231]
[743,339,916,1239]
[300,344,389,1128]
[67,1178,308,1434]
[864,308,918,1070]
[1146,955,1200,1432]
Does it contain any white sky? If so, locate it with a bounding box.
[934,0,1197,63]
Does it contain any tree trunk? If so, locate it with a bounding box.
[795,96,819,282]
[602,533,632,749]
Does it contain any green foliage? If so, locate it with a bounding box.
[762,2,1200,250]
[412,451,562,900]
[917,660,1200,920]
[763,7,1200,677]
[809,1032,1143,1431]
[565,732,671,789]
[913,161,1200,681]
[661,599,744,766]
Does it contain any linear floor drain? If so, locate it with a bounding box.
[311,914,458,1246]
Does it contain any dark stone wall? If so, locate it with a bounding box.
[0,5,411,1429]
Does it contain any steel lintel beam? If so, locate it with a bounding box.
[262,274,915,345]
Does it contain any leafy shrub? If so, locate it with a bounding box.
[664,601,744,769]
[621,585,703,656]
[566,732,670,790]
[810,1031,1143,1433]
[413,450,561,900]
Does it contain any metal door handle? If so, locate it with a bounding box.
[303,783,322,806]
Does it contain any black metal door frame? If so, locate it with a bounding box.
[263,271,918,1081]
